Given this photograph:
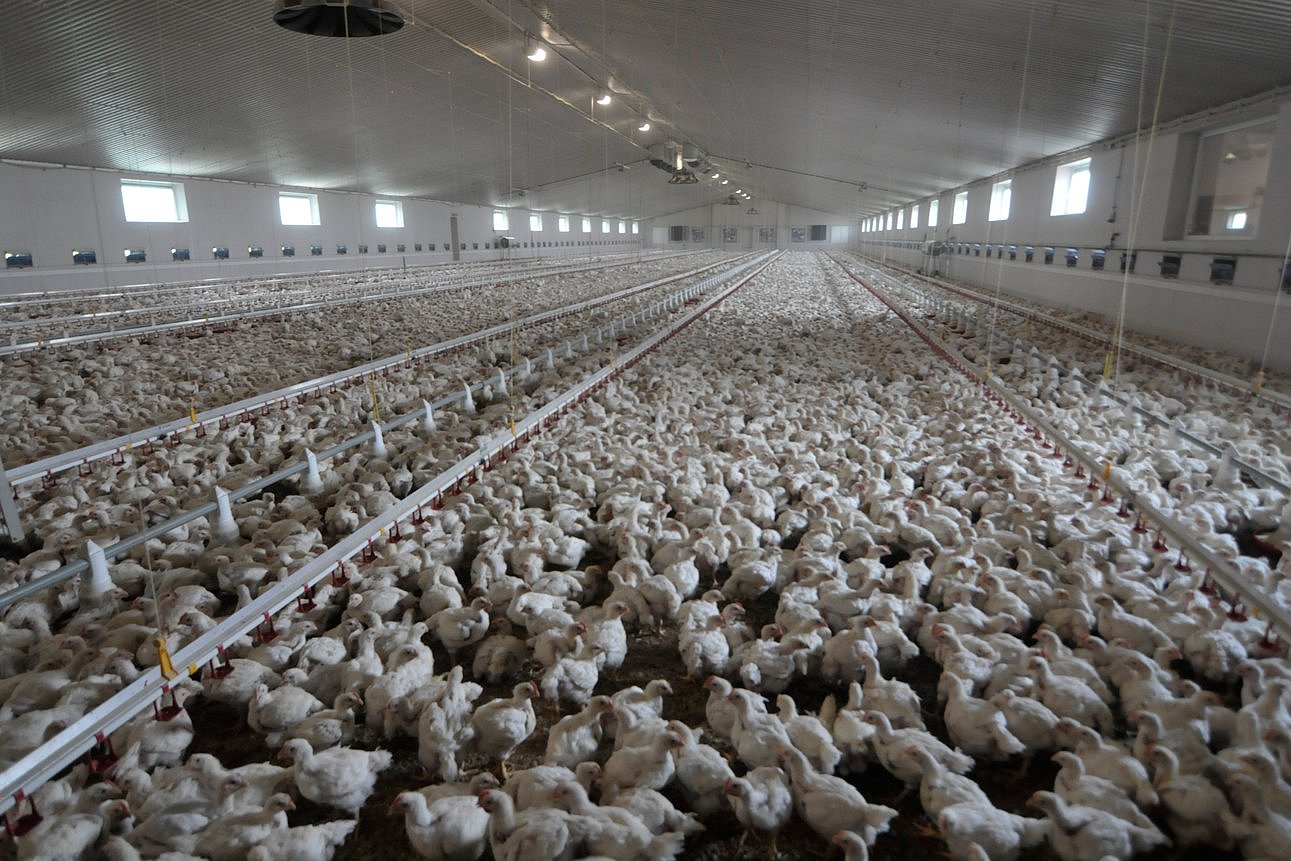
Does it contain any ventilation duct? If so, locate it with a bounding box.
[274,0,405,37]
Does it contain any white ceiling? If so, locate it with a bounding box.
[1,0,1289,219]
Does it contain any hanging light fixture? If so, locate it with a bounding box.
[596,90,613,106]
[273,0,405,37]
[525,34,547,61]
[638,121,651,132]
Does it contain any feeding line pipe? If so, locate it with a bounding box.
[839,260,1291,646]
[861,255,1291,414]
[0,249,779,819]
[851,260,1290,495]
[5,255,746,490]
[0,254,767,611]
[0,251,697,355]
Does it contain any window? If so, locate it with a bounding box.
[493,210,509,231]
[928,199,940,227]
[910,205,920,230]
[952,191,968,225]
[1051,157,1091,216]
[558,215,570,233]
[885,212,893,230]
[279,192,319,226]
[529,213,543,232]
[618,221,626,234]
[631,222,639,235]
[988,180,1012,222]
[896,209,905,230]
[582,217,592,233]
[374,200,404,228]
[1188,118,1276,237]
[121,180,188,223]
[601,219,611,233]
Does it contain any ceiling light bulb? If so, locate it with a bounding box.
[711,172,719,179]
[638,121,651,132]
[720,179,728,185]
[596,91,612,105]
[524,34,547,61]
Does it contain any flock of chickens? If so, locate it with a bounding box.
[2,250,1290,861]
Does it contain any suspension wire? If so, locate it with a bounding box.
[982,0,1037,380]
[1110,0,1180,384]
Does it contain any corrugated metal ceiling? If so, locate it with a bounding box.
[0,0,1288,218]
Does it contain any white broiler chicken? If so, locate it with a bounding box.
[1028,656,1114,735]
[602,729,684,796]
[279,691,362,750]
[467,681,539,776]
[1146,743,1234,848]
[192,793,295,861]
[938,673,1025,759]
[1028,791,1170,860]
[390,790,489,861]
[909,744,991,819]
[429,597,492,660]
[544,696,613,769]
[248,683,324,739]
[476,787,580,861]
[1050,752,1157,831]
[857,652,925,729]
[540,635,603,708]
[702,676,738,739]
[1055,720,1157,806]
[417,671,481,782]
[670,719,736,816]
[277,739,392,814]
[864,710,973,787]
[777,746,897,845]
[245,821,357,861]
[723,767,793,855]
[937,801,1048,861]
[775,694,842,774]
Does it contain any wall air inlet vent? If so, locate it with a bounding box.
[274,1,404,37]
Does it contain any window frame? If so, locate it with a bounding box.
[278,192,320,226]
[121,179,189,223]
[492,210,509,232]
[928,199,940,227]
[1050,157,1092,217]
[374,199,404,229]
[910,205,920,230]
[988,179,1012,222]
[557,215,570,233]
[529,213,543,232]
[952,191,969,225]
[582,217,592,233]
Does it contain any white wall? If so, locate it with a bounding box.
[0,165,641,294]
[858,95,1291,372]
[645,202,854,250]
